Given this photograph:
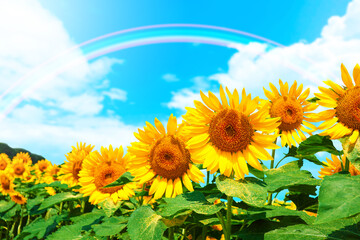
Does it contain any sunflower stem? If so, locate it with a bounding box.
[10,218,17,238]
[206,171,210,185]
[216,212,227,239]
[81,199,86,213]
[225,195,233,240]
[59,201,63,214]
[168,227,175,240]
[17,205,24,235]
[267,138,278,205]
[201,225,208,240]
[345,157,350,172]
[26,214,31,226]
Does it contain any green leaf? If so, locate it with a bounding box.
[341,136,360,165]
[265,160,320,193]
[0,200,15,213]
[285,147,324,166]
[285,192,318,211]
[128,206,167,240]
[216,176,267,207]
[1,203,20,221]
[297,135,340,156]
[103,172,134,188]
[92,216,127,237]
[15,213,68,240]
[39,192,83,210]
[47,211,104,240]
[307,97,320,103]
[98,199,121,217]
[316,174,360,223]
[157,191,224,217]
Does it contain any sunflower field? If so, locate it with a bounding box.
[1,63,360,240]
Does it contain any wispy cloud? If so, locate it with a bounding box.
[103,88,127,101]
[162,73,179,82]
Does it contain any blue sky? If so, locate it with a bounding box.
[0,0,357,178]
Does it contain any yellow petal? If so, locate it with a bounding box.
[182,173,194,192]
[353,64,360,86]
[154,177,167,199]
[349,130,359,144]
[173,178,183,196]
[165,179,174,198]
[219,85,229,107]
[341,63,354,88]
[167,114,177,135]
[149,176,160,195]
[155,118,166,136]
[323,80,345,95]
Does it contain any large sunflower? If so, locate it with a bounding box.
[78,145,136,205]
[0,153,11,171]
[319,154,360,178]
[58,142,94,187]
[315,64,360,143]
[0,171,14,195]
[182,86,280,179]
[263,80,318,147]
[127,114,205,199]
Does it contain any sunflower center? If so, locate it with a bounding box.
[270,96,303,131]
[336,87,360,130]
[14,195,22,201]
[72,160,83,180]
[14,165,25,176]
[149,135,190,179]
[209,109,253,152]
[39,164,47,172]
[94,162,126,194]
[0,160,7,170]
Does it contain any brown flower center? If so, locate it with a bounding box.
[149,135,190,179]
[14,164,25,176]
[270,96,303,131]
[209,109,253,152]
[39,164,48,172]
[94,162,126,194]
[0,160,7,170]
[336,87,360,130]
[72,160,83,181]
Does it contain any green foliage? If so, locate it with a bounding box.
[103,172,134,188]
[316,174,360,223]
[92,216,127,237]
[216,175,267,207]
[128,206,168,240]
[39,192,83,210]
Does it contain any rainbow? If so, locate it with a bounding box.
[0,24,289,119]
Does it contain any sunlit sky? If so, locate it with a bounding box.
[0,0,358,176]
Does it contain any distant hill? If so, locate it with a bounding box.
[0,143,45,164]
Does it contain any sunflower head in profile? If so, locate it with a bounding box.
[43,164,60,184]
[181,86,280,179]
[13,152,32,166]
[319,154,360,178]
[0,171,14,195]
[127,114,205,199]
[10,192,27,205]
[10,158,30,179]
[263,80,318,147]
[0,153,11,171]
[315,64,360,143]
[78,145,136,205]
[58,142,94,187]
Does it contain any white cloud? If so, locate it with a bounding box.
[167,0,360,111]
[162,73,179,82]
[103,88,127,101]
[0,0,134,162]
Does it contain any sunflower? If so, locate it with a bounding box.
[13,152,32,166]
[34,159,52,178]
[42,164,60,184]
[10,192,27,205]
[319,154,360,178]
[0,171,14,195]
[58,142,94,187]
[263,80,318,147]
[10,158,30,179]
[78,145,136,205]
[45,187,56,196]
[127,114,205,199]
[181,86,280,179]
[315,64,360,143]
[0,153,11,171]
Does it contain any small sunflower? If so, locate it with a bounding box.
[0,171,14,195]
[78,145,136,205]
[58,142,94,187]
[10,158,30,179]
[34,159,52,178]
[263,80,318,147]
[42,164,60,184]
[13,152,32,166]
[319,154,360,178]
[127,114,205,199]
[182,86,280,179]
[0,153,11,171]
[10,192,27,205]
[315,64,360,143]
[45,187,56,196]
